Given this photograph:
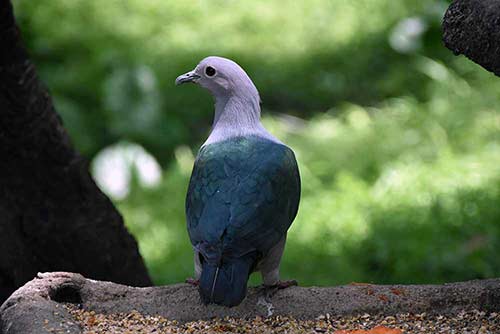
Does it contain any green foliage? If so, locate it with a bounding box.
[119,64,500,285]
[14,0,500,285]
[15,0,446,162]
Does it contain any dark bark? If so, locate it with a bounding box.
[443,0,500,76]
[0,0,151,304]
[1,272,500,333]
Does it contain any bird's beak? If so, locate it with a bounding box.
[175,70,201,85]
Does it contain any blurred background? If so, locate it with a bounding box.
[13,0,500,286]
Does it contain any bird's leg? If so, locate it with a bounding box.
[256,237,299,300]
[259,237,288,285]
[185,277,199,286]
[185,250,202,287]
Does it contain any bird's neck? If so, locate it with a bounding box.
[205,94,268,145]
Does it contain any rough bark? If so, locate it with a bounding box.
[443,0,500,76]
[1,272,499,333]
[0,0,151,304]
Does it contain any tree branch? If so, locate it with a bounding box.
[1,272,499,332]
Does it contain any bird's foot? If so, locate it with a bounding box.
[185,277,199,286]
[271,279,298,289]
[261,280,298,300]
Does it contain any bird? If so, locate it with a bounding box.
[176,56,301,307]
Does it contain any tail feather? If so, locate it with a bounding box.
[199,252,257,307]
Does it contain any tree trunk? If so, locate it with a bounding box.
[443,0,500,76]
[0,0,151,304]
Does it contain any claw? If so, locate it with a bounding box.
[185,277,199,286]
[272,279,298,289]
[261,279,298,300]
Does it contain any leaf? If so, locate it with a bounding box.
[334,326,403,334]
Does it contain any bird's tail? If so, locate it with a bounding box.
[199,252,257,307]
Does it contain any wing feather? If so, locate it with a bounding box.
[186,137,300,263]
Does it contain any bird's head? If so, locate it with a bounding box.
[175,56,260,103]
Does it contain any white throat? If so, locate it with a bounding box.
[203,95,279,146]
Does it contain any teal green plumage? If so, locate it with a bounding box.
[187,136,300,252]
[186,136,300,305]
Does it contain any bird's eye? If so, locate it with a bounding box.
[205,66,216,77]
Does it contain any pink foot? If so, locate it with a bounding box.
[262,280,298,300]
[272,279,298,289]
[185,277,199,286]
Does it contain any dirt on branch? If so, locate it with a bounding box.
[1,272,499,333]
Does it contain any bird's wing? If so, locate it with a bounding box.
[186,137,300,263]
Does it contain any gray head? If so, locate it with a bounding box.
[175,56,260,104]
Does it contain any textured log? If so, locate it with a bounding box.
[0,0,151,304]
[443,0,500,76]
[1,272,500,333]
